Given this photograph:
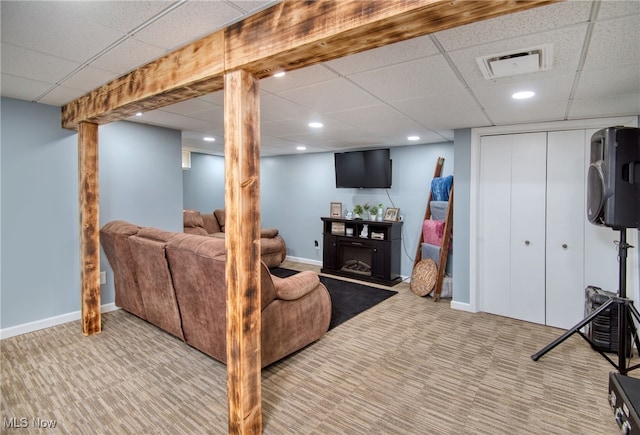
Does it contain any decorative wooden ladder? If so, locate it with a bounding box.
[413,157,454,301]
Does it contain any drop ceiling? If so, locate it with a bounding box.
[2,0,639,156]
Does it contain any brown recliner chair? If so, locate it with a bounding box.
[165,233,331,367]
[128,227,185,340]
[99,221,146,320]
[183,209,287,268]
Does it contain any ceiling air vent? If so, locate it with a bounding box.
[476,44,553,79]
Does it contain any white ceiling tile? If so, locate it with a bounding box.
[325,35,439,75]
[1,44,80,84]
[0,1,125,63]
[0,74,53,101]
[134,109,214,132]
[569,93,640,119]
[598,0,640,20]
[583,15,640,69]
[434,1,592,52]
[261,120,309,137]
[276,132,346,150]
[197,92,224,106]
[263,115,355,140]
[89,37,167,75]
[37,85,86,106]
[449,25,588,88]
[349,55,464,102]
[391,92,489,130]
[183,107,226,126]
[575,64,640,100]
[473,73,576,111]
[133,2,242,50]
[403,130,454,144]
[326,104,411,131]
[60,66,119,92]
[261,94,317,122]
[260,65,337,93]
[162,99,220,115]
[486,99,568,125]
[49,1,174,33]
[229,1,280,14]
[1,0,638,157]
[278,78,380,113]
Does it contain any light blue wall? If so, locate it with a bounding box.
[183,152,225,212]
[1,97,183,330]
[452,128,472,304]
[185,143,454,279]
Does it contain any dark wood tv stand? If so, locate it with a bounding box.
[321,217,403,286]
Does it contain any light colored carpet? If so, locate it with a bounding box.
[1,261,633,434]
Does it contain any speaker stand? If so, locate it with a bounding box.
[531,229,640,375]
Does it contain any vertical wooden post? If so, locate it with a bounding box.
[78,121,101,336]
[224,69,262,434]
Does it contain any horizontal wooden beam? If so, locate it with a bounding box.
[61,0,558,130]
[62,31,225,130]
[225,0,560,79]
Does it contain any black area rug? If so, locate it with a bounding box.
[270,268,398,330]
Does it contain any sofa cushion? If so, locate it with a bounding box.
[129,228,184,340]
[260,228,279,238]
[213,209,225,232]
[272,271,320,301]
[100,221,147,319]
[201,212,221,234]
[166,234,228,362]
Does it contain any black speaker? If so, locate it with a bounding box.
[587,126,640,229]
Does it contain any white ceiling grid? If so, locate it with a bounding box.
[1,0,638,156]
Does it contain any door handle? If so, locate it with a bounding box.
[525,240,530,246]
[562,244,568,249]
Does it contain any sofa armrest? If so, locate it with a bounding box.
[260,228,279,238]
[272,271,320,301]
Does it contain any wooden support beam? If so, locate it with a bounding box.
[61,31,225,130]
[224,69,262,434]
[78,122,101,336]
[225,0,560,78]
[61,0,558,130]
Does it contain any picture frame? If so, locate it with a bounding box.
[384,207,400,222]
[330,202,343,218]
[331,221,345,235]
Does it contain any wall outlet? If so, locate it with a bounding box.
[100,271,106,285]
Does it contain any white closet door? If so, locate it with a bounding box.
[509,133,547,324]
[479,135,512,317]
[479,133,546,324]
[546,130,586,329]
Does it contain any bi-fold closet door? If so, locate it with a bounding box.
[478,130,589,329]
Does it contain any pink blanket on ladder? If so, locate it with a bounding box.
[422,220,445,246]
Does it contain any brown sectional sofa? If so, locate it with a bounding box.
[100,220,331,367]
[183,209,287,268]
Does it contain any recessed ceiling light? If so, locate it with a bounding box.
[203,136,215,142]
[135,112,142,117]
[296,145,307,151]
[512,90,535,99]
[308,122,323,128]
[273,71,286,78]
[408,135,420,141]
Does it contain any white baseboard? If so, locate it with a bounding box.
[450,300,474,312]
[0,303,119,340]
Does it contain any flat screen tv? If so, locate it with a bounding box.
[335,148,392,188]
